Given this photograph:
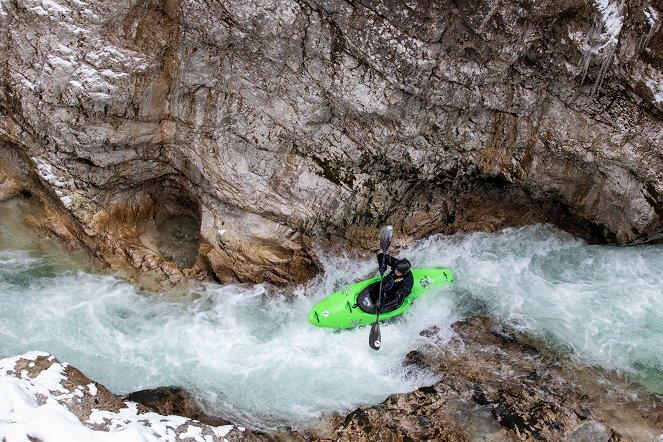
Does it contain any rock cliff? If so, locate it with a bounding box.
[1,0,662,285]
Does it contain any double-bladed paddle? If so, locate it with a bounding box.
[369,225,393,350]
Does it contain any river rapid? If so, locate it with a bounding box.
[1,200,662,431]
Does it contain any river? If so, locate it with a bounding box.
[1,199,661,431]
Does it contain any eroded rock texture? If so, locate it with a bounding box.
[1,0,662,284]
[322,316,663,441]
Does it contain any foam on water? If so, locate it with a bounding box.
[0,261,453,430]
[1,222,662,430]
[410,225,663,392]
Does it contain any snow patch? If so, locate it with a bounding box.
[100,69,129,80]
[0,353,238,442]
[212,425,234,438]
[646,78,663,104]
[68,80,84,90]
[640,6,661,50]
[56,43,74,56]
[33,362,68,393]
[21,79,37,91]
[41,0,71,14]
[644,6,659,28]
[26,0,71,16]
[48,54,76,70]
[33,158,68,188]
[181,425,204,439]
[592,0,624,46]
[59,195,74,208]
[29,5,49,16]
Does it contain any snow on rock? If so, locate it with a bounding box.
[644,6,660,28]
[0,353,243,442]
[592,0,625,48]
[641,6,661,50]
[31,156,80,209]
[647,78,663,104]
[580,0,625,94]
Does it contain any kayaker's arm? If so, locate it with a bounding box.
[376,253,397,273]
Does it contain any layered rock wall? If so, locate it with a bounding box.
[1,0,662,284]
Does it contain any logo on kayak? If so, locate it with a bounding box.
[350,319,362,326]
[323,311,329,317]
[372,339,381,348]
[343,288,350,296]
[420,275,431,288]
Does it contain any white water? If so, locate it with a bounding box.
[1,217,662,431]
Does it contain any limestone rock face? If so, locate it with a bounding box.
[1,0,662,283]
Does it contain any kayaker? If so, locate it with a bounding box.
[374,253,414,312]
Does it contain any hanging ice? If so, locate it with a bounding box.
[580,0,625,95]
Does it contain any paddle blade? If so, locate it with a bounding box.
[379,225,393,253]
[369,322,381,350]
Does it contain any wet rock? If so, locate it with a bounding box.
[0,173,21,201]
[569,420,612,442]
[319,316,663,441]
[124,386,232,427]
[1,0,662,285]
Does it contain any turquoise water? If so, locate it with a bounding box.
[1,204,662,430]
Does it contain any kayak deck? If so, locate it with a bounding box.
[308,267,454,329]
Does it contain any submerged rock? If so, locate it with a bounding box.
[1,0,662,285]
[319,316,663,441]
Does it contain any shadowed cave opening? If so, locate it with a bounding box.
[137,180,202,269]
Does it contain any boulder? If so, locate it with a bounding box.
[321,316,663,441]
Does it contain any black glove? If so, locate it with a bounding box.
[379,264,387,274]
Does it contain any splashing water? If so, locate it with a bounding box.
[1,210,662,430]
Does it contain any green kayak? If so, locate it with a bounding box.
[308,267,454,329]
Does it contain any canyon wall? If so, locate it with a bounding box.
[1,0,661,285]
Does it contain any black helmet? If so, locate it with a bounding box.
[394,259,411,274]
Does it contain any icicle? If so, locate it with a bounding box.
[638,6,661,52]
[579,0,625,96]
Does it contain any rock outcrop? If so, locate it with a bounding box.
[124,386,233,427]
[1,0,662,285]
[0,352,273,441]
[321,316,663,441]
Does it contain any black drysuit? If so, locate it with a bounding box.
[371,253,414,312]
